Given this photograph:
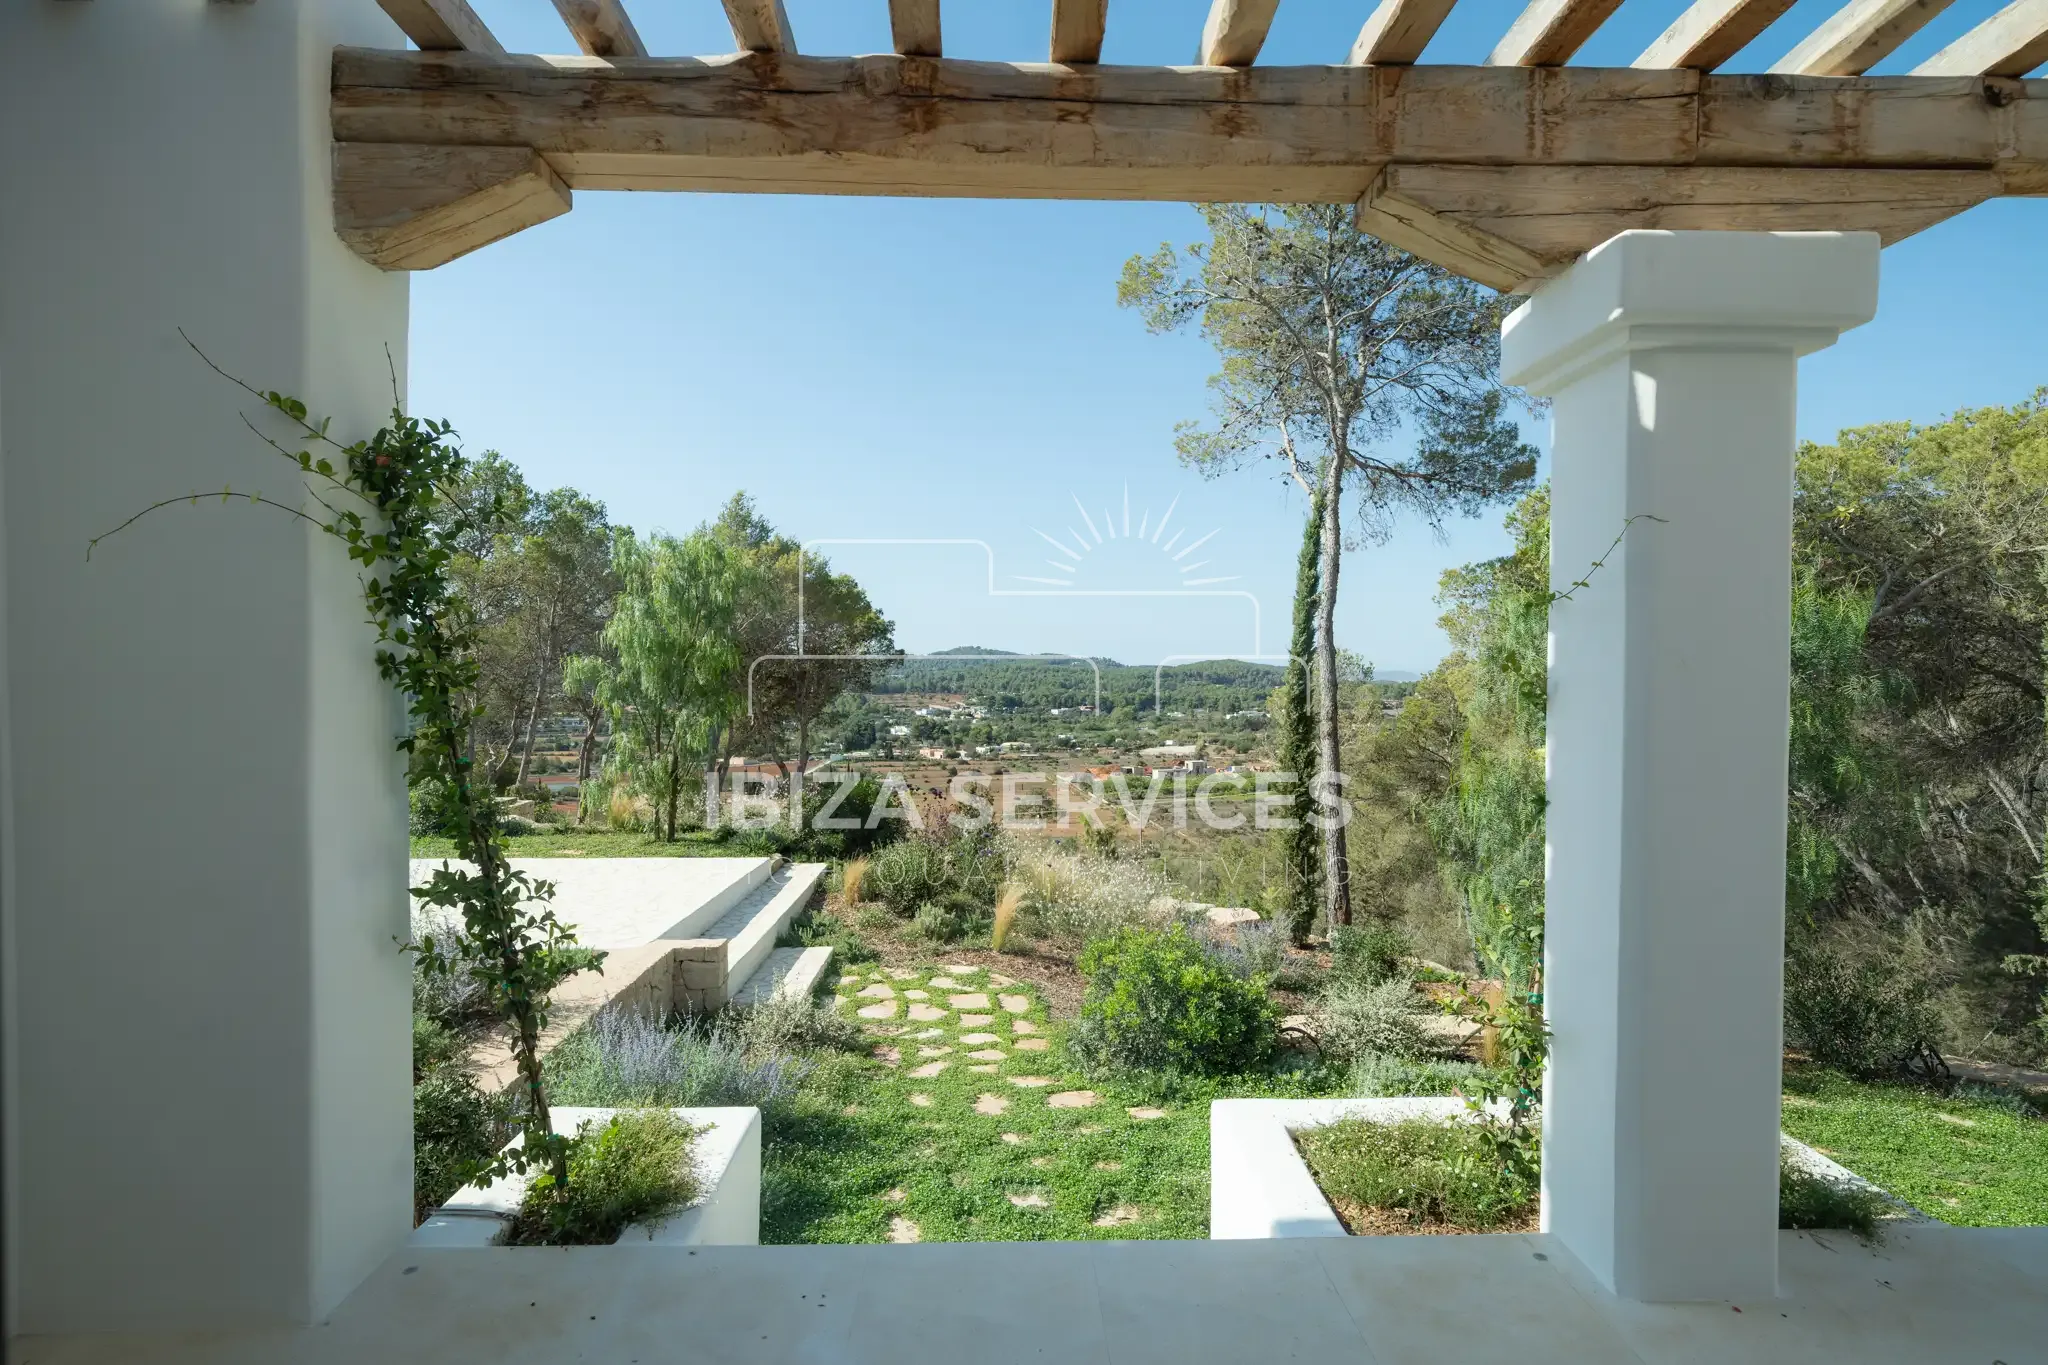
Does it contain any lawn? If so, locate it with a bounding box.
[758,958,1332,1243]
[1779,1062,2048,1227]
[410,829,747,859]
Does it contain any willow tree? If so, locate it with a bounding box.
[1120,204,1537,927]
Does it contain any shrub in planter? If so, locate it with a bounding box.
[1314,977,1455,1065]
[1784,939,1945,1078]
[508,1110,704,1246]
[1296,1117,1536,1232]
[1347,1049,1490,1098]
[1067,924,1279,1078]
[414,1069,513,1223]
[1778,1157,1887,1241]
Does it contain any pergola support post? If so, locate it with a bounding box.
[1502,231,1879,1303]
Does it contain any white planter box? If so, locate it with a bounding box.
[411,1105,761,1248]
[1210,1096,1479,1239]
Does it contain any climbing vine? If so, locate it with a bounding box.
[92,339,598,1204]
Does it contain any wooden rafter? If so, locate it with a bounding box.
[335,144,569,270]
[549,0,646,59]
[374,0,503,53]
[1200,0,1281,68]
[1488,0,1629,66]
[889,0,942,59]
[1913,0,2048,76]
[1771,0,1954,76]
[722,0,796,55]
[1634,0,1797,70]
[1050,0,1108,64]
[1349,0,1458,65]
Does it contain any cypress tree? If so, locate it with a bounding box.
[1281,486,1324,944]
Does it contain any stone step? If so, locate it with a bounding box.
[675,862,829,1011]
[730,945,834,1009]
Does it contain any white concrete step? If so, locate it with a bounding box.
[700,862,827,1003]
[730,945,834,1009]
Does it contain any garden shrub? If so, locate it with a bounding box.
[1348,1049,1490,1097]
[869,822,1009,916]
[1295,1117,1535,1232]
[782,907,875,964]
[413,1014,463,1080]
[1778,1156,1887,1241]
[510,1110,703,1245]
[413,1069,512,1222]
[1202,920,1287,982]
[546,1006,812,1111]
[1013,845,1176,943]
[1313,977,1454,1064]
[1784,939,1945,1078]
[1066,925,1279,1079]
[1328,920,1413,987]
[731,991,865,1057]
[792,775,903,859]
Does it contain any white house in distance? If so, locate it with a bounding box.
[2,0,2045,1362]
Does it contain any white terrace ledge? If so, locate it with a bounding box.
[13,1228,2046,1364]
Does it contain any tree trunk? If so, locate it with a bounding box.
[514,667,547,785]
[1315,458,1352,928]
[1282,486,1325,944]
[794,713,812,831]
[664,744,681,843]
[576,711,597,781]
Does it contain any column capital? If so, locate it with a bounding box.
[1501,230,1880,395]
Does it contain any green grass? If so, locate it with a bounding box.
[1779,1063,2048,1227]
[759,961,1342,1243]
[410,829,744,859]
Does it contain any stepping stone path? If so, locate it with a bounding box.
[902,989,929,1000]
[928,977,966,990]
[941,964,979,974]
[858,1001,899,1019]
[959,1014,994,1026]
[965,1049,1006,1062]
[909,1094,934,1107]
[968,1064,997,1073]
[989,973,1016,987]
[856,984,896,999]
[908,1061,948,1078]
[999,994,1031,1013]
[872,1046,901,1064]
[1000,1132,1025,1144]
[1010,1076,1053,1088]
[1047,1091,1097,1109]
[1030,1156,1053,1169]
[959,1033,999,1045]
[917,1046,951,1058]
[884,1188,906,1202]
[1011,1019,1039,1034]
[887,968,920,981]
[1094,1205,1142,1228]
[889,1216,921,1243]
[908,1004,946,1022]
[1094,1161,1121,1171]
[948,993,991,1009]
[975,1094,1011,1115]
[1014,1038,1050,1051]
[1007,1192,1048,1208]
[1127,1107,1166,1121]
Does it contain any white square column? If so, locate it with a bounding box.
[1502,232,1878,1302]
[1,0,411,1334]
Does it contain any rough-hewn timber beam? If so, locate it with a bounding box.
[1200,0,1281,67]
[1772,0,1954,75]
[1913,0,2048,77]
[889,0,942,58]
[330,51,2048,203]
[334,143,570,270]
[1361,163,1997,289]
[723,0,796,54]
[550,0,646,58]
[1349,0,1458,65]
[1051,0,1108,64]
[375,0,504,53]
[1489,0,1629,66]
[1634,0,1797,70]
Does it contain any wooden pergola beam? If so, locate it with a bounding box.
[1913,0,2048,77]
[1488,0,1629,66]
[550,0,647,59]
[334,143,569,270]
[1348,0,1458,65]
[1771,0,1955,76]
[1200,0,1281,68]
[1050,0,1108,64]
[889,0,943,59]
[722,0,796,55]
[1634,0,1797,70]
[374,0,504,53]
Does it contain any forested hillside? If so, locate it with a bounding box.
[874,650,1285,717]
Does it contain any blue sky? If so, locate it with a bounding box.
[411,0,2046,674]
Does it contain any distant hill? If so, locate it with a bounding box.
[876,652,1285,716]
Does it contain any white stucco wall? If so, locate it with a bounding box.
[0,0,410,1333]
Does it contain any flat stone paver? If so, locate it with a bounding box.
[888,1216,920,1243]
[965,1049,1006,1061]
[1011,1019,1039,1034]
[1126,1107,1166,1121]
[989,973,1016,986]
[909,1093,934,1107]
[886,968,920,980]
[1094,1205,1143,1227]
[1030,1156,1053,1169]
[968,1063,998,1073]
[948,993,991,1009]
[908,1061,948,1078]
[1010,1076,1053,1088]
[928,976,966,990]
[959,1013,994,1026]
[1094,1161,1121,1171]
[959,1033,999,1045]
[1075,1125,1104,1134]
[911,1028,945,1039]
[917,1046,952,1057]
[999,994,1031,1013]
[1000,1131,1025,1144]
[975,1094,1010,1115]
[1014,1038,1050,1051]
[883,1187,906,1202]
[855,983,896,999]
[871,1045,901,1064]
[1048,1091,1098,1109]
[941,963,979,974]
[908,1004,946,1022]
[1007,1192,1048,1208]
[857,1001,899,1019]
